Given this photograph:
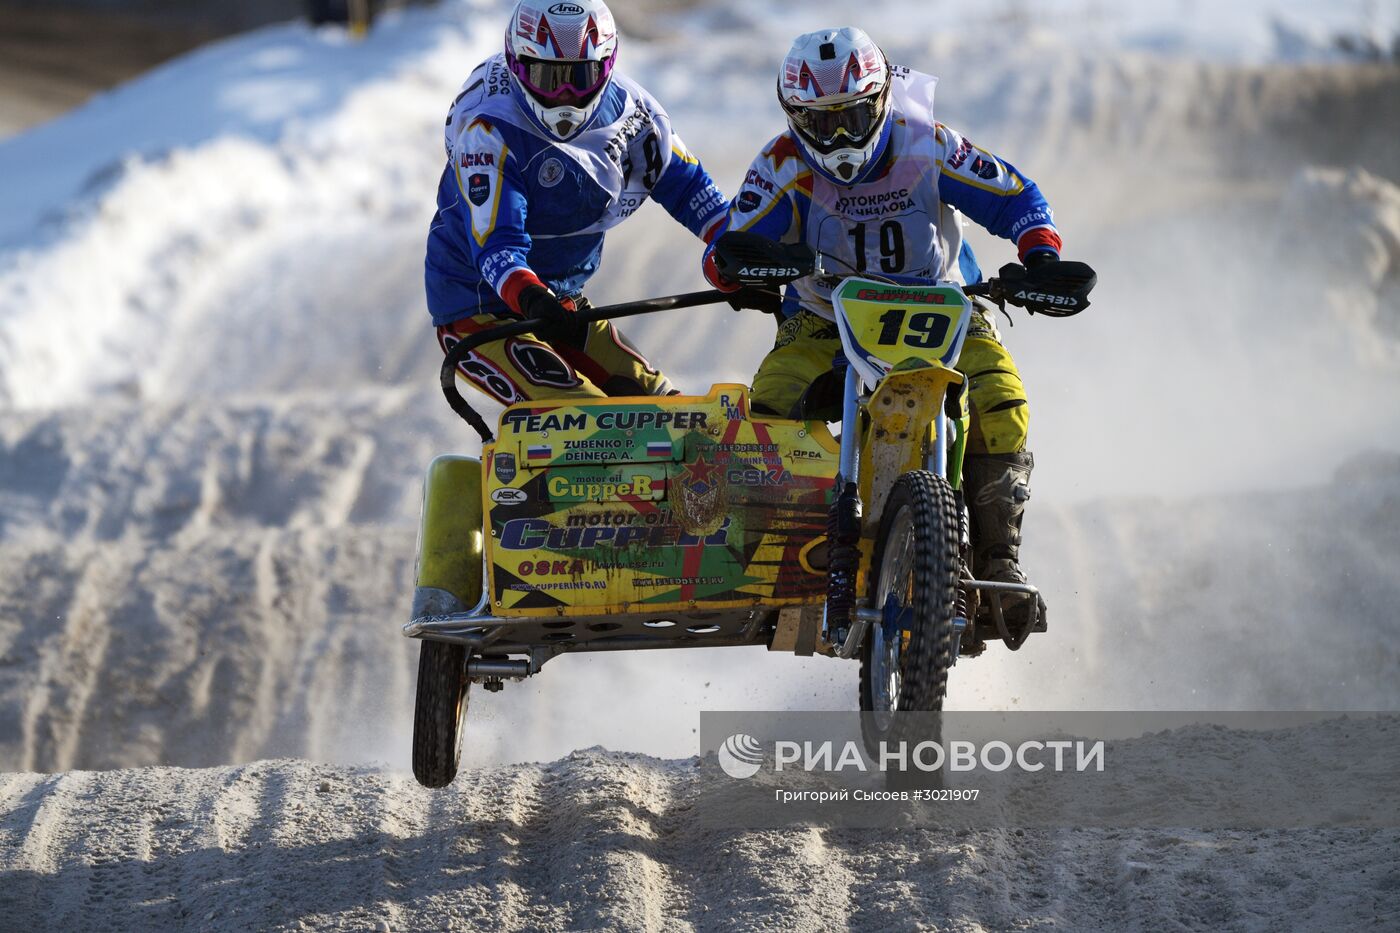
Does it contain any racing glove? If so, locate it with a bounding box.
[725,285,784,315]
[518,284,587,346]
[995,258,1097,316]
[712,231,816,287]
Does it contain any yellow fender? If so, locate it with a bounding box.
[415,455,484,611]
[859,364,965,539]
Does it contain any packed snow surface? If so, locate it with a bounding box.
[0,0,1397,928]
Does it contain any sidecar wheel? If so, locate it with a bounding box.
[860,470,960,756]
[412,640,469,788]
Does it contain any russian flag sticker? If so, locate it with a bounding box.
[646,441,672,457]
[527,445,551,460]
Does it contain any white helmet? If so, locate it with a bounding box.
[777,28,893,185]
[505,0,619,141]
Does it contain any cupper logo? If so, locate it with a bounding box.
[718,733,764,779]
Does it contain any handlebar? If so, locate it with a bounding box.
[441,289,730,442]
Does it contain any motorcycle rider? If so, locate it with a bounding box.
[426,0,727,404]
[703,27,1065,628]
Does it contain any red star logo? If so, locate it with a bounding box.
[683,453,720,493]
[765,133,803,172]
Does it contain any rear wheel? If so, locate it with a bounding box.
[860,471,960,755]
[412,641,468,788]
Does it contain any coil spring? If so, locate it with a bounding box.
[826,481,861,636]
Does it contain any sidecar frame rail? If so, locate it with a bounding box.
[404,604,775,657]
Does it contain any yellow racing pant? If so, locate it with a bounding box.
[750,304,1029,454]
[437,311,674,406]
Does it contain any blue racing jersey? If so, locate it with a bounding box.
[426,54,727,325]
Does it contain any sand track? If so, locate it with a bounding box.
[0,723,1395,932]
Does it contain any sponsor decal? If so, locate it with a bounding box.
[737,190,762,213]
[971,156,1000,180]
[528,445,552,461]
[1012,290,1079,308]
[855,288,946,305]
[500,516,729,550]
[633,575,723,588]
[494,452,517,484]
[443,336,525,405]
[712,443,778,454]
[468,173,491,206]
[834,189,912,213]
[507,340,582,389]
[744,169,775,193]
[602,100,657,171]
[491,487,529,505]
[677,454,725,535]
[728,467,794,487]
[788,448,825,461]
[503,411,588,434]
[565,508,687,528]
[501,409,710,433]
[548,1,584,14]
[538,157,565,188]
[739,265,801,279]
[947,136,973,169]
[546,473,656,499]
[597,410,708,431]
[518,558,586,576]
[460,152,495,168]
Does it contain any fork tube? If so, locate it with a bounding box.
[838,364,860,483]
[930,412,948,477]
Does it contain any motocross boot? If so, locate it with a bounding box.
[964,451,1047,637]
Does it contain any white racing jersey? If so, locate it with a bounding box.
[705,69,1060,321]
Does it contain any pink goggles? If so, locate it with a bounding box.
[508,50,616,108]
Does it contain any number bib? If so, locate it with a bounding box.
[794,121,963,321]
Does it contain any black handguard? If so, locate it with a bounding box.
[518,284,587,345]
[713,231,816,286]
[996,259,1097,317]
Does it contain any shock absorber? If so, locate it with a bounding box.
[826,479,862,642]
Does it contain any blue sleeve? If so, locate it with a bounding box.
[936,124,1059,255]
[650,134,728,240]
[456,116,535,294]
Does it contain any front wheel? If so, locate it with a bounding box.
[412,640,469,788]
[859,471,961,755]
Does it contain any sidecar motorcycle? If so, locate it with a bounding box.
[406,250,1095,786]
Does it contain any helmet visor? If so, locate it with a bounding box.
[783,86,888,153]
[509,53,616,109]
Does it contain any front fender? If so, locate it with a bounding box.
[859,364,966,538]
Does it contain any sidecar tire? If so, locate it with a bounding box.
[413,639,469,788]
[410,455,483,788]
[859,470,961,756]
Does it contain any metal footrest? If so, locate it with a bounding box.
[965,578,1045,649]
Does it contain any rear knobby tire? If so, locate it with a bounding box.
[860,470,961,756]
[412,640,469,788]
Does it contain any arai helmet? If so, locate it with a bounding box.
[505,0,619,140]
[777,28,893,185]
